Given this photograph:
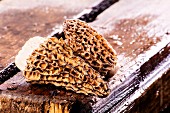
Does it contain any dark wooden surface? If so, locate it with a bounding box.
[0,0,99,112]
[91,0,170,112]
[0,0,170,113]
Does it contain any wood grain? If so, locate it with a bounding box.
[91,0,170,112]
[0,0,170,113]
[0,0,99,113]
[0,0,97,68]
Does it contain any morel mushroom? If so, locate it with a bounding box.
[15,36,109,97]
[63,19,117,79]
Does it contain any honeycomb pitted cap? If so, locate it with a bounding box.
[63,19,117,79]
[15,37,109,97]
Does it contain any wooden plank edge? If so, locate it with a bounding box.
[113,54,170,113]
[0,92,72,113]
[92,39,170,112]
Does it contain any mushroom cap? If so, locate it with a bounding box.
[15,37,109,97]
[15,19,118,97]
[63,19,117,79]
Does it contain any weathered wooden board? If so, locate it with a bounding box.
[90,0,170,112]
[125,63,170,113]
[0,0,170,113]
[0,0,101,113]
[0,0,98,68]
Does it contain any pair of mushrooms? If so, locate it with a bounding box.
[15,19,117,98]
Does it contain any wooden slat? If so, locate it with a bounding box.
[90,0,170,112]
[124,60,170,113]
[0,0,170,112]
[0,0,100,113]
